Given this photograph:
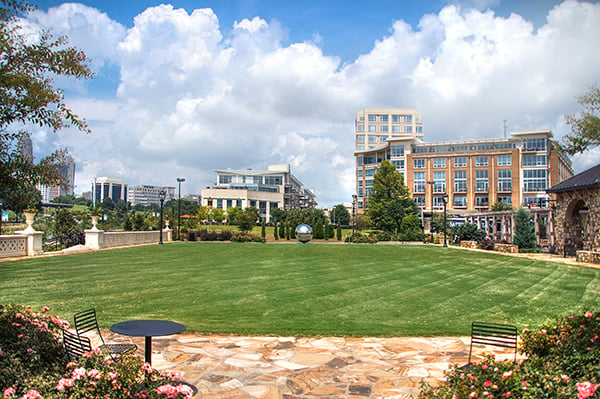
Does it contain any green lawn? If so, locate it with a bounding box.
[2,242,599,336]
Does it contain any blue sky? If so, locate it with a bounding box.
[23,0,600,206]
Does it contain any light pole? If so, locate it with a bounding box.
[177,177,185,240]
[351,194,357,242]
[159,190,166,245]
[0,199,3,235]
[442,193,449,247]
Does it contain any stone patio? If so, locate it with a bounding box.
[107,332,524,399]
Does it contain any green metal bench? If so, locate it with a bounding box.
[463,321,518,368]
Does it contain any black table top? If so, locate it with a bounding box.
[110,320,185,337]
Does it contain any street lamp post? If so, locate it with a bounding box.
[176,177,185,240]
[442,193,449,247]
[351,194,357,242]
[159,190,166,245]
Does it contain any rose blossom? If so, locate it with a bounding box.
[484,381,492,387]
[584,311,593,318]
[502,371,513,379]
[576,381,599,399]
[3,387,16,396]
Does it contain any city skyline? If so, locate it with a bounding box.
[20,0,600,207]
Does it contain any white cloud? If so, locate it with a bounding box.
[24,1,600,207]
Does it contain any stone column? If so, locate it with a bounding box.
[85,229,105,249]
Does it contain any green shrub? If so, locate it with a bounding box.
[230,233,265,243]
[419,310,600,399]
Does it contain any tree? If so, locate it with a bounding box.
[336,224,342,241]
[279,221,285,239]
[491,201,512,211]
[367,160,416,233]
[261,219,266,238]
[399,214,424,241]
[210,208,225,223]
[270,208,287,224]
[330,204,350,226]
[226,207,242,225]
[235,209,255,233]
[451,223,486,242]
[313,221,324,239]
[54,208,83,248]
[513,207,537,249]
[133,213,145,231]
[273,223,278,240]
[430,213,449,234]
[562,84,600,154]
[196,206,211,221]
[0,0,92,211]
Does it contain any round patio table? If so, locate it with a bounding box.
[110,320,185,364]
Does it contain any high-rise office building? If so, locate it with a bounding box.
[129,185,175,207]
[92,177,128,206]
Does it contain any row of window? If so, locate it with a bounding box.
[360,114,414,123]
[207,199,280,211]
[357,125,423,133]
[218,175,284,185]
[412,195,512,208]
[412,142,516,153]
[413,155,512,169]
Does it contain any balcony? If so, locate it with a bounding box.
[475,183,489,193]
[433,184,446,193]
[413,184,426,194]
[454,184,467,193]
[497,183,512,193]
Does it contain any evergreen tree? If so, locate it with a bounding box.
[513,207,537,249]
[261,219,266,238]
[279,221,285,239]
[336,224,342,241]
[367,160,416,233]
[285,224,290,240]
[273,224,278,240]
[399,214,424,241]
[314,221,324,239]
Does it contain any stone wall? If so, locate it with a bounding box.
[493,243,519,254]
[576,250,600,264]
[460,240,478,249]
[554,187,600,257]
[0,235,27,258]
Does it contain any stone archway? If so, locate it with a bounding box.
[554,188,600,256]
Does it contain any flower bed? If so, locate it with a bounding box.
[1,304,193,398]
[419,310,600,398]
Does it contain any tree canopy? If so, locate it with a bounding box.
[0,0,92,211]
[330,204,351,226]
[367,160,416,233]
[562,84,600,155]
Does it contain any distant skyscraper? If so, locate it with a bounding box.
[17,132,33,161]
[37,155,76,202]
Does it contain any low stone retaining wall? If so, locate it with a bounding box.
[0,235,27,258]
[576,250,600,264]
[494,243,519,254]
[85,229,171,250]
[460,240,478,249]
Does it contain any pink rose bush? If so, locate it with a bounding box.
[1,304,192,398]
[419,310,599,398]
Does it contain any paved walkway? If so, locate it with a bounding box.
[107,332,523,399]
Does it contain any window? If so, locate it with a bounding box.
[357,169,363,178]
[433,158,446,168]
[365,168,375,177]
[475,196,489,208]
[497,155,512,166]
[524,197,547,207]
[357,124,364,132]
[358,200,363,209]
[434,146,451,153]
[496,142,516,149]
[364,156,377,164]
[392,115,402,123]
[264,176,282,185]
[368,125,376,132]
[379,114,388,122]
[380,125,389,133]
[391,160,404,169]
[357,145,364,151]
[522,155,547,167]
[433,171,446,193]
[365,179,373,187]
[453,196,467,208]
[368,136,377,143]
[454,170,467,192]
[476,144,494,150]
[357,180,363,189]
[414,159,425,169]
[475,156,488,166]
[404,115,412,123]
[497,196,512,205]
[404,126,413,133]
[392,125,402,133]
[219,175,232,184]
[380,136,387,142]
[454,157,467,167]
[253,176,263,184]
[523,169,547,192]
[453,145,470,151]
[414,196,425,207]
[390,145,404,157]
[476,170,489,192]
[433,196,447,207]
[368,114,376,122]
[523,138,547,151]
[226,199,233,209]
[216,199,223,208]
[356,135,365,143]
[497,169,512,192]
[413,172,425,193]
[416,126,423,133]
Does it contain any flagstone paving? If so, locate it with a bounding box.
[106,332,524,399]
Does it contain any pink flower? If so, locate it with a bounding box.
[483,391,490,396]
[521,381,528,390]
[142,362,153,374]
[584,311,593,318]
[561,375,570,382]
[57,378,74,391]
[591,336,598,343]
[0,349,3,356]
[522,328,529,333]
[502,371,513,379]
[87,369,101,379]
[503,392,511,398]
[72,367,87,380]
[22,390,42,399]
[484,380,492,387]
[41,306,50,313]
[481,364,488,370]
[576,381,599,399]
[469,392,478,398]
[3,387,16,396]
[170,371,182,382]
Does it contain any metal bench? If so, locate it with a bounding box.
[463,321,518,368]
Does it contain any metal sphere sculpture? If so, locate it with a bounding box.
[295,224,313,243]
